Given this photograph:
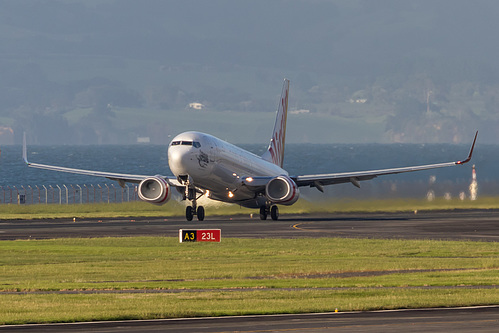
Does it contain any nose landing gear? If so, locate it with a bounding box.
[186,205,205,221]
[184,186,205,221]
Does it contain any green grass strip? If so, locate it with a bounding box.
[0,237,498,324]
[1,288,498,325]
[1,196,499,220]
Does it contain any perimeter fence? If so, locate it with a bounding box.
[0,184,140,205]
[0,179,494,205]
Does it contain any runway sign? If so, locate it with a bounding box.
[179,229,221,243]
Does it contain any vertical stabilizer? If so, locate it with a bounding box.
[261,79,290,167]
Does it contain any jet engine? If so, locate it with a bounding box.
[265,175,299,205]
[138,176,171,205]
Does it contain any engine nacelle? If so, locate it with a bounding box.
[265,175,300,205]
[138,176,171,205]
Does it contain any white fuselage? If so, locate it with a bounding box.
[168,131,287,206]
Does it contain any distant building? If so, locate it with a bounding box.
[290,109,310,115]
[348,98,367,104]
[137,136,150,143]
[188,102,205,110]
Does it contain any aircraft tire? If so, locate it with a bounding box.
[270,205,279,220]
[259,206,267,220]
[197,206,205,221]
[186,206,194,221]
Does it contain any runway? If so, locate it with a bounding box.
[1,209,499,241]
[2,306,498,332]
[1,210,498,332]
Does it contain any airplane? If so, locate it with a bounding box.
[23,79,478,221]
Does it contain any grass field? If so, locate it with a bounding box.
[0,236,498,324]
[0,198,498,325]
[1,196,499,220]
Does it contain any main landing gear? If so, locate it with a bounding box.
[260,205,279,221]
[184,186,205,221]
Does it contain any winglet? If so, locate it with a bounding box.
[455,131,478,165]
[22,132,29,165]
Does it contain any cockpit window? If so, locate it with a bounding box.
[171,140,201,148]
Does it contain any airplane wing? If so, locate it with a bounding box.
[293,131,478,192]
[22,134,181,187]
[241,131,477,192]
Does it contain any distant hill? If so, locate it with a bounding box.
[0,0,498,144]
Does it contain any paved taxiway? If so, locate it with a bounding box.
[1,209,499,241]
[1,210,498,332]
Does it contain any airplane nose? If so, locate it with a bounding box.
[168,147,192,175]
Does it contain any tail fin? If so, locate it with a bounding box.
[261,78,290,167]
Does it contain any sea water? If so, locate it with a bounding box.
[0,143,496,202]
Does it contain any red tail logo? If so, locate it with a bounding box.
[262,79,289,168]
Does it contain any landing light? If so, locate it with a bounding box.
[246,177,253,182]
[228,191,234,198]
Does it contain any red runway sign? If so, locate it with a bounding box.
[179,229,221,243]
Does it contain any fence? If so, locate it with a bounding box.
[0,184,139,205]
[0,179,492,205]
